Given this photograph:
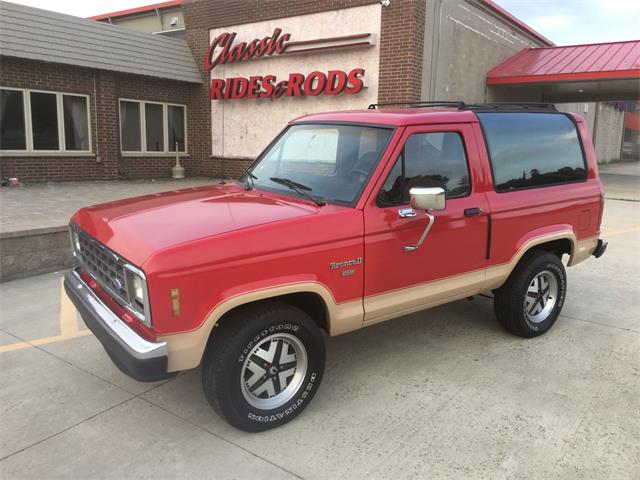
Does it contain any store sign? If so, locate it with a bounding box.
[205,28,290,70]
[205,27,367,101]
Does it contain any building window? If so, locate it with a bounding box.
[0,89,26,150]
[63,95,90,151]
[0,87,91,153]
[119,99,186,154]
[167,105,186,152]
[120,101,141,151]
[31,92,59,150]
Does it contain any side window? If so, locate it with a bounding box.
[478,112,587,192]
[378,132,471,206]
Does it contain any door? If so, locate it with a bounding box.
[363,124,490,325]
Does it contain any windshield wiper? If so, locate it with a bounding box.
[243,172,257,191]
[269,177,326,206]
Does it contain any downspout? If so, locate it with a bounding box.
[429,0,444,101]
[592,102,600,164]
[155,8,163,32]
[93,73,101,164]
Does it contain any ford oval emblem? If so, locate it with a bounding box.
[112,278,123,290]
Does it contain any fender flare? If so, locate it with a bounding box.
[158,282,363,372]
[514,226,577,264]
[485,228,578,290]
[513,227,597,267]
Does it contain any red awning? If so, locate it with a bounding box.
[88,0,183,21]
[488,40,640,85]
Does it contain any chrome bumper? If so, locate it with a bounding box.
[64,268,173,382]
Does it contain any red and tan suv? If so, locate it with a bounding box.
[65,102,607,431]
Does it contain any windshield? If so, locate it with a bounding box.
[244,124,393,206]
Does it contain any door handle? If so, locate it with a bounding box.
[464,207,484,217]
[398,208,417,218]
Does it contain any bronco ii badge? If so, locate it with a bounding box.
[329,257,362,270]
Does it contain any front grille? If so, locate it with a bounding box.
[75,228,130,306]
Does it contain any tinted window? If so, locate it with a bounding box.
[167,105,185,152]
[120,101,141,151]
[379,132,470,206]
[0,89,26,150]
[145,103,164,152]
[478,113,586,192]
[30,92,59,150]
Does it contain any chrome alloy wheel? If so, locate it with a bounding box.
[240,333,308,410]
[523,270,558,323]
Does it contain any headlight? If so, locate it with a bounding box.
[69,225,81,255]
[131,275,144,304]
[124,265,151,326]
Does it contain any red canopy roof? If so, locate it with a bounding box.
[488,40,640,85]
[89,0,182,21]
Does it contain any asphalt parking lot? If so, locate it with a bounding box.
[1,167,638,479]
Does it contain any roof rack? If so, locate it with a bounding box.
[367,101,466,110]
[367,101,557,111]
[466,102,557,111]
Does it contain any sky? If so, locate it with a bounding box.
[4,0,640,46]
[495,0,640,45]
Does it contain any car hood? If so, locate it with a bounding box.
[71,182,318,266]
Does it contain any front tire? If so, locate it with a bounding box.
[494,251,567,338]
[201,302,325,432]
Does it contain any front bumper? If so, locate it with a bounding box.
[592,238,608,258]
[64,268,173,382]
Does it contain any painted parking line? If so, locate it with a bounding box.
[59,275,80,336]
[0,278,92,354]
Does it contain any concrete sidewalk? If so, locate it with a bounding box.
[0,178,220,282]
[600,161,640,201]
[599,160,640,176]
[0,178,219,235]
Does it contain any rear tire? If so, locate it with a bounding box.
[201,301,325,432]
[494,251,567,338]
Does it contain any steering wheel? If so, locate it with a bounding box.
[348,168,370,179]
[348,152,378,180]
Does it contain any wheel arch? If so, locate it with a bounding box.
[486,229,577,291]
[511,227,597,267]
[158,282,363,373]
[217,291,331,334]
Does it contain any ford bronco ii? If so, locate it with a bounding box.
[65,102,607,431]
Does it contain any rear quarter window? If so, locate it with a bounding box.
[478,113,587,192]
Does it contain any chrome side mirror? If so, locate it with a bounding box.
[404,187,446,252]
[409,187,446,211]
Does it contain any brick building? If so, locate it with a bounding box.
[0,0,556,181]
